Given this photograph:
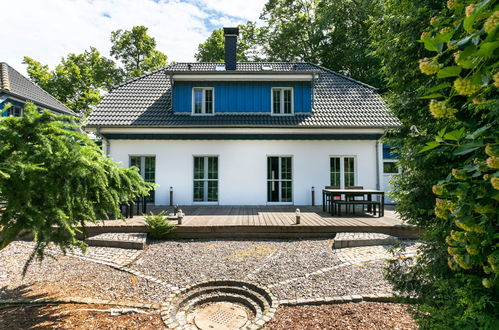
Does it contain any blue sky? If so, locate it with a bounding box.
[1,0,267,74]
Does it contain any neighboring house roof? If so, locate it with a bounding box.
[0,62,75,115]
[87,62,401,128]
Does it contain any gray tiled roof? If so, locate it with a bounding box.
[87,62,400,128]
[0,62,75,115]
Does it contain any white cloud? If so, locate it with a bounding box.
[0,0,264,75]
[197,0,267,21]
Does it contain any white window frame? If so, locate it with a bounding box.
[271,87,294,115]
[191,87,215,115]
[329,155,357,188]
[10,105,23,117]
[193,155,219,204]
[129,155,156,203]
[266,155,294,205]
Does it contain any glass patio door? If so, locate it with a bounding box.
[193,156,218,202]
[129,156,155,203]
[267,156,292,202]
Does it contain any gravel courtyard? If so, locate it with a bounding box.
[0,238,418,304]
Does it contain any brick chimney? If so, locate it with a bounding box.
[223,27,239,71]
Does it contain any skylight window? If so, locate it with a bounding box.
[261,64,272,71]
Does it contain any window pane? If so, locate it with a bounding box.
[283,89,292,113]
[194,157,205,179]
[267,181,278,202]
[273,89,281,114]
[344,157,355,187]
[208,157,218,179]
[281,157,292,180]
[207,181,218,202]
[267,157,279,180]
[130,156,141,174]
[193,181,204,202]
[281,181,292,202]
[330,157,340,187]
[144,157,155,183]
[383,162,398,174]
[205,89,213,113]
[194,89,203,113]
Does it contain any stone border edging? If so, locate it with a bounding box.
[0,297,160,309]
[278,293,399,306]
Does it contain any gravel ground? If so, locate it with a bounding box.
[0,242,169,304]
[264,302,418,330]
[131,238,340,287]
[0,304,162,330]
[270,261,392,300]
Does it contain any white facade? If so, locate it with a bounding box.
[104,135,382,206]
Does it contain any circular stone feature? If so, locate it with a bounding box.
[194,302,248,330]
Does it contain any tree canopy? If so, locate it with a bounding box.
[110,25,167,79]
[0,103,153,269]
[195,22,263,62]
[24,47,123,117]
[23,26,168,116]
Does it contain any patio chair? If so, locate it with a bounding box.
[345,186,364,214]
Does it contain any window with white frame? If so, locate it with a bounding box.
[192,87,214,114]
[193,156,218,202]
[272,87,293,114]
[10,106,23,117]
[130,156,156,203]
[330,156,356,188]
[267,156,292,202]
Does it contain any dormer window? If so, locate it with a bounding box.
[272,87,293,115]
[192,87,214,115]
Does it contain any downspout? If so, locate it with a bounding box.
[96,128,110,156]
[375,141,380,190]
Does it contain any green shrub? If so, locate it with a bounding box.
[143,211,175,239]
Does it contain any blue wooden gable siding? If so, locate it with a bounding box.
[172,81,312,113]
[0,97,25,117]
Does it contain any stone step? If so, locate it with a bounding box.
[85,232,147,250]
[333,232,398,249]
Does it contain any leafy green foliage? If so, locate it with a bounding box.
[195,22,263,62]
[23,47,123,116]
[143,211,175,239]
[374,0,498,327]
[110,25,167,79]
[0,103,154,268]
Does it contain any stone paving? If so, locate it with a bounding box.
[46,244,143,267]
[86,232,147,250]
[333,232,399,248]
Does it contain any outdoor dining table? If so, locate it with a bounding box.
[322,188,385,217]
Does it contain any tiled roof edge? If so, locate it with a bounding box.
[109,64,175,92]
[307,62,379,91]
[4,63,76,115]
[1,62,11,91]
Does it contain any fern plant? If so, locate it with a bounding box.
[143,211,175,239]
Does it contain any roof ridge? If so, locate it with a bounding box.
[1,62,11,91]
[306,62,378,91]
[109,64,175,92]
[4,62,76,115]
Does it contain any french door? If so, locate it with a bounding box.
[267,156,292,203]
[193,156,218,202]
[129,156,155,203]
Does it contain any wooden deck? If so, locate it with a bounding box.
[84,205,420,239]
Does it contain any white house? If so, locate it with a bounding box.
[86,28,400,206]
